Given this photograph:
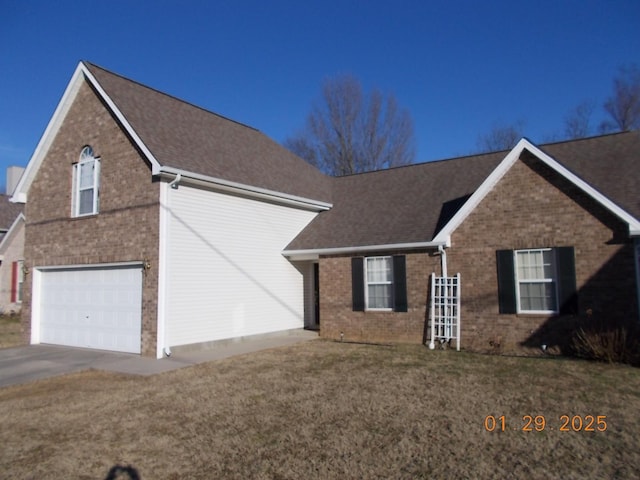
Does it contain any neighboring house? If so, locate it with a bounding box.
[12,61,640,357]
[0,195,25,314]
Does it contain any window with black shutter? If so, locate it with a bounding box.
[351,255,408,312]
[496,247,576,314]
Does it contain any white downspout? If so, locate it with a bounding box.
[157,181,172,358]
[438,245,448,278]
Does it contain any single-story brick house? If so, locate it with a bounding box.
[12,62,640,357]
[0,192,25,314]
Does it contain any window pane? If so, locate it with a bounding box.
[520,282,556,311]
[79,161,95,189]
[517,250,555,280]
[367,257,392,282]
[79,189,94,215]
[367,284,392,309]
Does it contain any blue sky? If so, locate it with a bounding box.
[0,0,638,192]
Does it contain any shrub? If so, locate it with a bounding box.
[571,317,640,366]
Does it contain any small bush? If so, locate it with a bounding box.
[572,318,640,366]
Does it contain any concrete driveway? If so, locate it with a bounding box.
[0,329,318,388]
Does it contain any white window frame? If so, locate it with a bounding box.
[514,248,559,314]
[72,146,100,217]
[364,256,393,311]
[16,260,24,304]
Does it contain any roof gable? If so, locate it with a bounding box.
[12,62,332,209]
[0,212,24,254]
[433,136,640,244]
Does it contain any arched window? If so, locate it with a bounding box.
[72,146,101,216]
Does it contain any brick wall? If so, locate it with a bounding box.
[319,251,440,344]
[448,152,637,354]
[21,80,160,356]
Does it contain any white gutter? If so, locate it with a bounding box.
[158,167,332,212]
[283,240,445,260]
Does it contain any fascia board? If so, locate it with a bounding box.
[432,139,529,244]
[159,167,332,212]
[10,64,87,203]
[433,138,640,242]
[81,63,163,174]
[530,142,640,236]
[10,62,163,204]
[282,241,444,260]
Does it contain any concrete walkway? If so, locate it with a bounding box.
[0,329,318,388]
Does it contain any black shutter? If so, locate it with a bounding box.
[352,257,365,311]
[393,255,408,312]
[496,250,517,314]
[556,246,578,315]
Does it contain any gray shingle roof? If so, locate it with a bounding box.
[287,131,639,251]
[84,62,332,204]
[542,131,639,219]
[286,151,505,250]
[79,62,639,251]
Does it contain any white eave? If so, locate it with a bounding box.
[432,138,640,244]
[282,240,445,261]
[158,167,332,212]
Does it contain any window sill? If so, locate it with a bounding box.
[71,213,99,220]
[516,311,558,317]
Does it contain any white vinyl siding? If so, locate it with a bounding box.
[162,185,317,348]
[515,249,558,313]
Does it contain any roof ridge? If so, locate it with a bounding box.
[334,150,504,179]
[539,130,637,148]
[82,61,260,133]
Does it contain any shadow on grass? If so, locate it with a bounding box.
[104,464,140,480]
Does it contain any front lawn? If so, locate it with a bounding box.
[0,341,638,479]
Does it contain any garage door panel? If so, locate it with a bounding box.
[39,266,142,354]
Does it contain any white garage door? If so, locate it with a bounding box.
[39,265,142,354]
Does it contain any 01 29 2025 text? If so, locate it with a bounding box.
[483,415,607,432]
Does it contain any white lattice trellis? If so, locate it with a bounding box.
[429,272,461,351]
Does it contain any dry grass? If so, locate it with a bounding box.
[1,341,639,479]
[0,312,24,349]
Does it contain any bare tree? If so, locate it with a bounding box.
[284,75,415,176]
[476,121,524,153]
[564,101,595,139]
[600,64,640,132]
